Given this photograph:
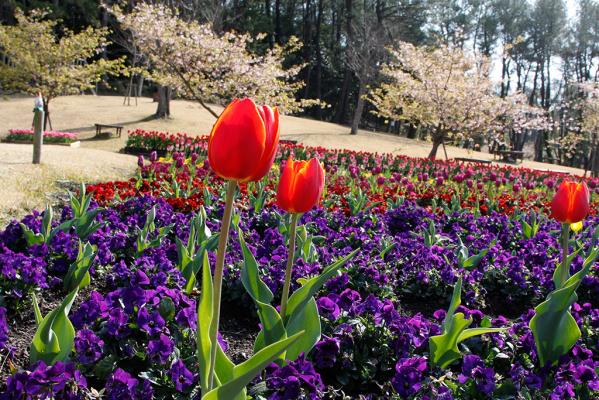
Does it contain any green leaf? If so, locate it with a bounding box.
[530,249,597,366]
[238,228,286,352]
[238,228,274,304]
[30,289,78,365]
[197,252,214,396]
[429,277,507,368]
[457,327,507,342]
[462,248,489,269]
[444,277,463,329]
[20,223,44,246]
[429,313,473,368]
[285,249,358,323]
[63,242,96,292]
[41,205,53,239]
[284,297,321,361]
[202,331,305,400]
[32,292,42,325]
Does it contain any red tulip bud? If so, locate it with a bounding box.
[208,98,279,182]
[550,181,590,224]
[277,157,325,214]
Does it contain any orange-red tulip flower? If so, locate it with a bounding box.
[277,157,325,213]
[208,98,279,182]
[550,181,590,224]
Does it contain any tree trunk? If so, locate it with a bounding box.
[265,0,274,48]
[274,0,282,44]
[334,0,353,123]
[350,80,366,135]
[590,132,599,177]
[155,86,171,118]
[137,75,144,97]
[534,130,544,162]
[314,0,323,119]
[428,129,445,159]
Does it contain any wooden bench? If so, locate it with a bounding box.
[95,123,123,138]
[498,150,524,163]
[454,157,492,164]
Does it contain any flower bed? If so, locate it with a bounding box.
[4,129,77,144]
[0,124,597,399]
[124,128,208,156]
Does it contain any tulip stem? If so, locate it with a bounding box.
[559,223,570,287]
[207,179,237,391]
[280,213,300,320]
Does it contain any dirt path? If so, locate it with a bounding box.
[0,143,136,225]
[0,95,585,175]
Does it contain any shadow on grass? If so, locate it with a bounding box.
[60,114,159,136]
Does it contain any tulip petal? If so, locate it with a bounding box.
[246,106,280,182]
[551,181,590,224]
[208,99,266,181]
[277,157,296,212]
[292,159,325,213]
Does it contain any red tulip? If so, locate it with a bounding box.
[277,157,325,213]
[550,181,590,224]
[208,98,279,182]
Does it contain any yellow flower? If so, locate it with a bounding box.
[570,221,583,233]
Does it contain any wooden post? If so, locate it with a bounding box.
[33,95,44,164]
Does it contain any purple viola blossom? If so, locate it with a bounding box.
[317,296,340,320]
[1,361,87,400]
[106,307,130,339]
[131,269,150,286]
[0,306,9,349]
[550,382,575,400]
[391,356,428,398]
[312,336,340,369]
[175,306,197,330]
[169,359,195,392]
[266,355,324,400]
[137,307,166,336]
[458,355,495,395]
[337,288,361,311]
[74,329,104,365]
[71,291,108,329]
[217,332,228,352]
[148,333,174,364]
[105,368,139,400]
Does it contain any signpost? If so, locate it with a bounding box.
[32,94,44,164]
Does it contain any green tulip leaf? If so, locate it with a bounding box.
[197,252,215,396]
[530,249,597,366]
[64,241,96,292]
[30,289,78,365]
[238,229,286,352]
[285,249,358,323]
[284,297,321,361]
[430,277,506,368]
[202,331,305,400]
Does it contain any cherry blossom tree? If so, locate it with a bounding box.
[368,42,499,159]
[368,42,550,159]
[490,91,550,153]
[579,83,599,175]
[112,4,319,119]
[0,9,124,130]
